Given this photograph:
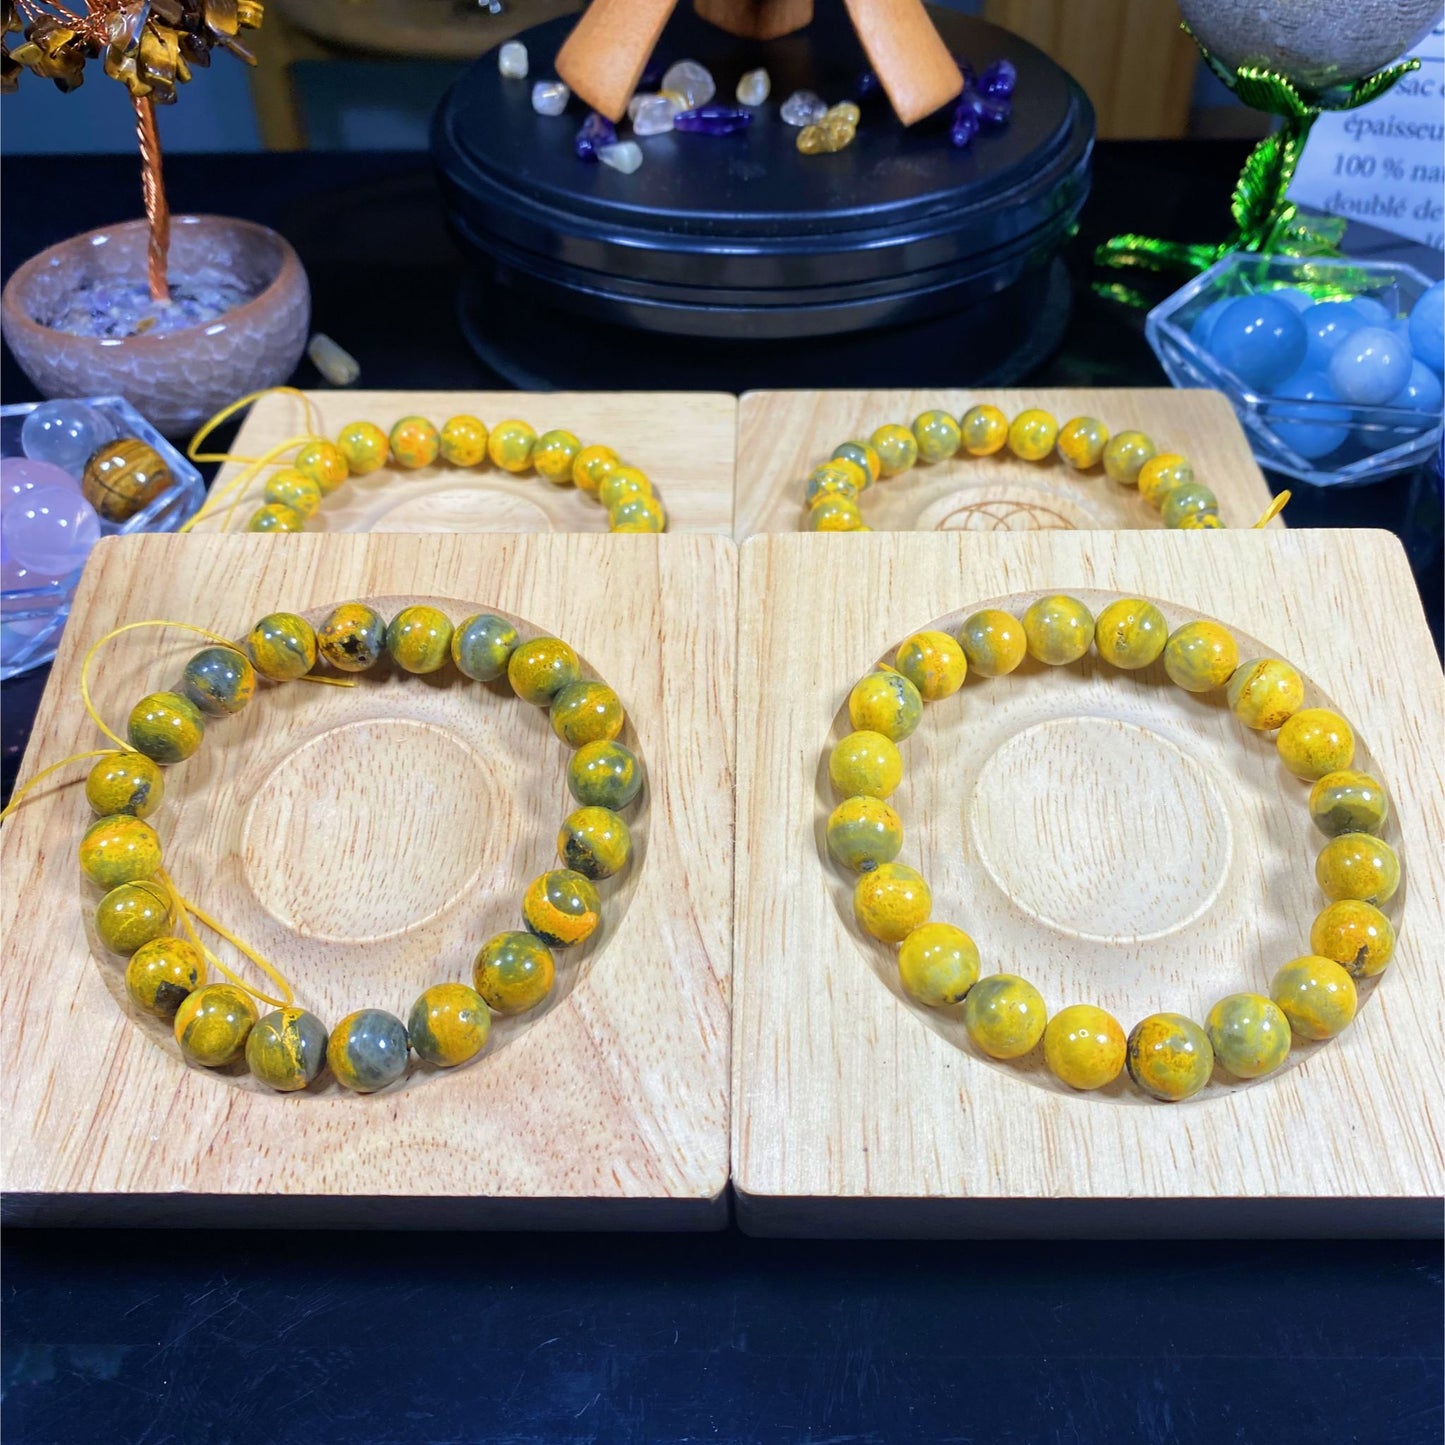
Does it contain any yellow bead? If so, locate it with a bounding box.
[853,862,931,943]
[551,680,624,748]
[246,1007,329,1091]
[488,419,537,473]
[826,795,904,872]
[327,1010,410,1093]
[1276,708,1355,781]
[869,424,918,477]
[1137,453,1193,509]
[897,921,979,1006]
[533,429,582,484]
[127,690,205,764]
[831,441,880,487]
[894,630,967,699]
[1227,657,1304,731]
[806,496,865,532]
[598,466,652,510]
[336,420,389,475]
[958,609,1026,677]
[1006,408,1059,462]
[1205,992,1291,1079]
[1102,430,1156,485]
[386,605,453,674]
[963,974,1046,1059]
[474,930,555,1014]
[294,440,348,494]
[247,612,317,681]
[96,880,172,955]
[1161,482,1219,528]
[610,494,666,532]
[174,983,257,1067]
[389,415,441,469]
[1043,1004,1126,1090]
[1094,598,1168,670]
[439,414,489,467]
[79,814,161,889]
[805,466,860,509]
[1316,833,1400,904]
[1022,594,1093,665]
[1163,620,1238,692]
[508,636,581,705]
[125,936,206,1017]
[1270,956,1357,1040]
[1175,511,1224,530]
[408,983,491,1068]
[247,503,305,534]
[522,868,600,947]
[1126,1012,1213,1101]
[959,404,1008,456]
[828,100,861,126]
[557,805,633,879]
[572,444,619,495]
[263,468,322,518]
[1055,416,1109,470]
[912,409,962,463]
[317,601,388,673]
[848,670,923,741]
[1311,899,1395,978]
[86,753,163,819]
[829,730,903,799]
[1308,770,1389,837]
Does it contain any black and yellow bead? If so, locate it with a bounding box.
[439,414,489,467]
[247,612,317,681]
[246,1007,329,1091]
[550,681,624,748]
[522,868,600,947]
[610,494,667,533]
[452,613,518,681]
[86,751,164,819]
[182,646,256,716]
[474,930,555,1014]
[317,602,388,673]
[1094,598,1168,671]
[174,983,258,1067]
[79,814,162,889]
[912,409,962,463]
[386,605,453,675]
[557,806,632,879]
[508,636,581,706]
[407,983,491,1068]
[327,1009,410,1093]
[125,935,205,1016]
[567,740,641,810]
[831,441,880,486]
[95,879,172,955]
[127,691,205,764]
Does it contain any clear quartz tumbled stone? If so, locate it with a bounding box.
[632,93,680,135]
[780,89,827,126]
[660,59,715,110]
[498,40,528,79]
[736,67,771,106]
[597,140,644,174]
[531,79,569,115]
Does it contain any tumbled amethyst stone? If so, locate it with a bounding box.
[673,104,752,135]
[980,58,1018,98]
[959,88,1011,128]
[948,104,980,149]
[575,112,617,160]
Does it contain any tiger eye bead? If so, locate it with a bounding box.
[572,444,619,495]
[959,404,1009,456]
[1311,899,1395,978]
[1044,1004,1126,1090]
[96,880,172,954]
[79,814,161,889]
[831,441,880,488]
[294,440,348,494]
[557,805,632,879]
[853,862,931,943]
[328,1009,410,1093]
[317,602,388,673]
[1270,956,1357,1040]
[1163,620,1238,692]
[1094,598,1168,670]
[551,680,624,748]
[125,936,205,1016]
[898,921,979,1007]
[1102,430,1156,485]
[86,752,164,819]
[182,646,256,716]
[1205,992,1291,1079]
[1276,708,1355,781]
[246,1007,329,1090]
[847,670,922,741]
[963,974,1046,1059]
[523,869,600,946]
[870,424,918,477]
[247,612,317,681]
[509,636,581,705]
[1022,594,1094,666]
[959,609,1026,677]
[451,613,519,681]
[386,605,453,675]
[826,794,903,872]
[488,419,537,473]
[1316,833,1400,904]
[1308,770,1388,837]
[1227,658,1304,731]
[894,630,967,699]
[336,421,389,475]
[81,438,171,521]
[912,409,962,463]
[407,984,490,1068]
[1137,454,1193,509]
[533,429,582,484]
[247,503,305,534]
[389,416,441,470]
[829,730,903,799]
[175,983,258,1067]
[263,468,322,519]
[567,740,642,809]
[1055,416,1109,470]
[1007,409,1059,462]
[474,930,555,1014]
[127,691,205,764]
[1126,1012,1213,1101]
[439,414,489,467]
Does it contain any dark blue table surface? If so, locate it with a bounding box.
[2,144,1442,1445]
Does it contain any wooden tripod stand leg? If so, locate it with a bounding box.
[692,0,814,39]
[555,0,678,122]
[844,0,962,125]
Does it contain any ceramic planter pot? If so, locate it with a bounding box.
[1,215,310,438]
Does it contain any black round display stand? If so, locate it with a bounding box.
[432,0,1094,388]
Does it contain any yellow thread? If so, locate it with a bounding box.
[187,386,322,465]
[0,749,123,823]
[158,869,295,1009]
[179,433,318,535]
[1253,491,1291,528]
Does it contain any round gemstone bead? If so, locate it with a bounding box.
[439,415,489,467]
[451,612,518,681]
[474,930,555,1014]
[1101,430,1156,485]
[1407,279,1444,373]
[1022,594,1093,665]
[567,740,641,809]
[182,645,256,716]
[1205,992,1291,1079]
[508,636,580,704]
[488,420,537,472]
[1043,1004,1126,1090]
[870,424,918,477]
[912,410,962,463]
[246,1007,329,1090]
[572,445,619,494]
[407,984,490,1069]
[1265,370,1350,461]
[532,430,581,484]
[263,469,322,518]
[175,983,258,1067]
[247,503,304,534]
[96,879,172,954]
[1301,301,1364,372]
[1163,620,1238,692]
[86,752,163,819]
[832,441,880,486]
[847,670,923,741]
[389,416,440,469]
[1227,658,1303,731]
[806,464,861,508]
[1094,598,1167,670]
[898,922,979,1007]
[1311,898,1394,979]
[1056,416,1109,469]
[79,814,161,888]
[80,439,169,522]
[1316,832,1400,904]
[1126,1012,1213,1101]
[1208,295,1307,389]
[1270,956,1357,1040]
[294,440,348,494]
[1308,770,1388,837]
[522,868,600,946]
[963,974,1046,1059]
[328,1008,410,1093]
[336,421,389,475]
[557,805,632,879]
[127,691,205,764]
[247,612,317,681]
[959,404,1008,456]
[1276,707,1354,780]
[958,608,1026,677]
[610,494,666,532]
[826,794,903,872]
[894,630,967,699]
[551,680,624,748]
[1137,454,1193,509]
[1161,482,1218,528]
[829,730,903,799]
[3,482,100,580]
[1006,409,1058,462]
[386,605,453,675]
[1328,325,1412,404]
[854,862,931,943]
[21,399,113,475]
[317,602,388,673]
[598,468,651,508]
[805,496,864,532]
[125,936,205,1016]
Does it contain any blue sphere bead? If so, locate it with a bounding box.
[1191,297,1233,351]
[1408,280,1444,375]
[1209,296,1307,390]
[1301,302,1364,372]
[1328,325,1413,404]
[1352,361,1443,451]
[1347,296,1394,328]
[1266,370,1349,461]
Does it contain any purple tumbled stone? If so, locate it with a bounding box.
[959,88,1011,128]
[575,112,617,160]
[673,104,752,135]
[979,58,1017,98]
[948,103,980,149]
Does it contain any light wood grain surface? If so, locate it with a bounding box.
[204,390,737,537]
[733,529,1444,1235]
[734,387,1277,539]
[2,533,735,1227]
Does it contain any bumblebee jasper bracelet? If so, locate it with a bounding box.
[80,607,642,1094]
[800,407,1288,532]
[826,595,1399,1102]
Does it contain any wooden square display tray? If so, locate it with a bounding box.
[1,533,734,1228]
[203,390,736,535]
[733,530,1443,1237]
[735,388,1278,538]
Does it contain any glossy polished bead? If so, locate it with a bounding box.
[264,468,322,518]
[1163,620,1238,692]
[125,935,205,1016]
[486,419,536,473]
[575,111,617,159]
[1137,454,1193,509]
[3,482,100,581]
[1176,512,1225,531]
[960,404,1008,456]
[439,414,489,467]
[175,983,257,1067]
[1022,594,1093,665]
[407,984,490,1069]
[1205,992,1291,1079]
[1160,481,1219,528]
[523,868,600,946]
[829,730,903,799]
[826,794,903,872]
[86,752,163,818]
[294,440,348,494]
[386,605,453,675]
[610,493,666,532]
[572,445,619,494]
[912,410,962,463]
[1094,598,1167,670]
[1308,769,1388,837]
[1268,370,1350,461]
[1208,295,1307,389]
[958,89,1010,127]
[1316,832,1400,904]
[1227,657,1303,731]
[474,930,555,1013]
[1056,415,1109,469]
[1126,1012,1213,1101]
[1044,1005,1126,1090]
[963,974,1045,1059]
[1301,301,1363,372]
[870,424,918,477]
[182,646,255,716]
[22,399,113,474]
[498,39,528,78]
[949,103,980,148]
[81,438,170,521]
[531,78,569,115]
[661,59,715,109]
[1407,279,1444,373]
[317,601,388,673]
[79,814,161,888]
[1270,956,1357,1040]
[854,862,931,943]
[246,611,317,681]
[598,466,652,509]
[894,629,967,699]
[96,879,172,954]
[1276,707,1354,780]
[780,89,826,125]
[551,680,624,747]
[508,636,580,704]
[336,421,389,475]
[979,57,1017,97]
[1328,325,1412,404]
[736,66,770,105]
[451,612,518,681]
[567,740,641,809]
[598,141,644,174]
[247,502,304,534]
[328,1009,410,1093]
[1006,408,1058,462]
[246,1007,328,1090]
[805,466,859,509]
[805,496,864,532]
[533,430,581,485]
[1101,430,1156,485]
[1311,898,1394,979]
[674,105,751,135]
[898,921,979,1007]
[832,441,880,486]
[848,670,923,741]
[558,805,632,879]
[959,608,1026,677]
[389,415,441,470]
[127,691,204,764]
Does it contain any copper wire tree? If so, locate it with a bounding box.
[2,1,264,302]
